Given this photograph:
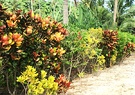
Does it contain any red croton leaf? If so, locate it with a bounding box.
[55,74,71,93]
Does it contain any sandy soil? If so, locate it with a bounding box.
[66,53,135,95]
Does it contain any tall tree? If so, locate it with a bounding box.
[107,0,135,26]
[63,0,68,24]
[113,0,118,24]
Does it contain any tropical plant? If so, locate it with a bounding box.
[119,5,135,33]
[107,0,135,29]
[0,4,69,94]
[100,30,118,67]
[63,0,68,24]
[0,0,63,21]
[17,65,58,95]
[69,3,98,29]
[117,31,135,61]
[62,27,104,80]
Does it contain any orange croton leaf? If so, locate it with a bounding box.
[1,35,9,46]
[49,47,54,54]
[47,29,52,35]
[10,14,17,21]
[12,33,23,47]
[34,14,42,22]
[44,17,50,24]
[41,39,46,44]
[41,17,50,30]
[16,42,22,47]
[28,10,34,18]
[2,41,9,46]
[49,47,57,56]
[6,20,16,28]
[12,33,21,41]
[57,23,63,29]
[1,33,14,46]
[1,34,8,42]
[50,32,64,42]
[26,26,33,35]
[57,47,66,56]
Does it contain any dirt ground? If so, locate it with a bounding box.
[66,53,135,95]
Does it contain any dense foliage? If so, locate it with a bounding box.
[0,0,135,95]
[0,4,70,95]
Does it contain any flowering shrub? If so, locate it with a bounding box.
[17,65,58,95]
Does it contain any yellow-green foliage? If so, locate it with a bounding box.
[83,28,103,59]
[17,66,58,95]
[110,50,117,65]
[94,55,106,71]
[97,55,106,66]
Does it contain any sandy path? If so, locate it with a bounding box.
[66,53,135,95]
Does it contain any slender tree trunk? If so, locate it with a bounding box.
[31,0,33,12]
[63,0,68,24]
[113,0,118,24]
[74,0,77,7]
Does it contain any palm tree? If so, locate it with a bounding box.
[63,0,79,24]
[113,0,118,24]
[119,5,135,33]
[107,0,135,26]
[97,0,105,6]
[63,0,68,24]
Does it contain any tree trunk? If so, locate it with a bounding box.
[63,0,68,24]
[31,0,33,12]
[113,0,118,24]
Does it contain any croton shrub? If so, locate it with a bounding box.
[100,30,135,67]
[117,31,135,61]
[0,4,70,95]
[1,3,135,95]
[62,26,135,81]
[100,30,118,67]
[62,27,106,79]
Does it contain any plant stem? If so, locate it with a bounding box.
[6,73,12,95]
[68,55,73,81]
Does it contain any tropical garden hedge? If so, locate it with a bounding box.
[0,1,135,95]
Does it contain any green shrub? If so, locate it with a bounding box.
[117,31,135,60]
[62,27,105,80]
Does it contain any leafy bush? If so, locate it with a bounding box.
[55,74,71,93]
[0,4,68,94]
[17,65,58,95]
[100,30,118,67]
[0,0,63,21]
[62,27,105,80]
[117,31,135,60]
